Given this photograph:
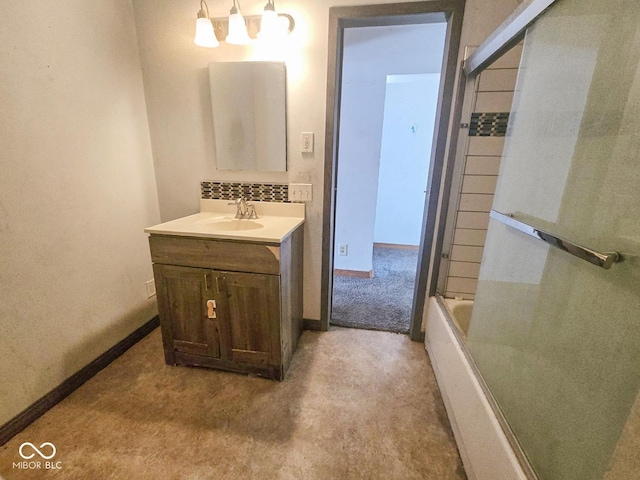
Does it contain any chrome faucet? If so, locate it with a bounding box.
[228,197,258,219]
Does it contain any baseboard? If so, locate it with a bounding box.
[0,316,159,446]
[333,268,374,278]
[373,242,419,250]
[303,318,323,331]
[425,297,534,480]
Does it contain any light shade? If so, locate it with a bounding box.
[194,17,219,48]
[226,7,251,45]
[258,7,282,41]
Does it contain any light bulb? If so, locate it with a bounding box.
[226,6,251,45]
[258,5,280,40]
[194,17,219,48]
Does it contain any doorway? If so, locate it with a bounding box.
[321,1,466,340]
[331,23,445,333]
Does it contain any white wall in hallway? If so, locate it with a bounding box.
[374,74,440,247]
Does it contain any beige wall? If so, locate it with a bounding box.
[0,0,160,425]
[132,0,521,322]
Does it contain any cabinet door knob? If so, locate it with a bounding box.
[206,300,217,319]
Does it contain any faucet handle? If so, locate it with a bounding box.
[247,204,258,219]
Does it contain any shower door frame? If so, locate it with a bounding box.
[463,0,558,76]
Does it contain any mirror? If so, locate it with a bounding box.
[208,61,287,171]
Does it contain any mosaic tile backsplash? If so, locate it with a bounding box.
[469,112,510,137]
[201,181,289,202]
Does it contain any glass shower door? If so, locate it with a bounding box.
[465,0,640,479]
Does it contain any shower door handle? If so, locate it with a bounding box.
[490,210,622,270]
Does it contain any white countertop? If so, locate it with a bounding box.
[145,199,305,243]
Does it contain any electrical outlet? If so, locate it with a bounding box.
[288,183,313,202]
[301,132,314,153]
[146,279,156,298]
[338,244,348,256]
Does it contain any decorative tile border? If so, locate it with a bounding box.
[201,181,289,202]
[469,112,510,137]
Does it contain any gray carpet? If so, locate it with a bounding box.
[331,246,419,333]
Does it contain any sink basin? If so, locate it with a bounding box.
[195,217,264,231]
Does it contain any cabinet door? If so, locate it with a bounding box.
[154,264,221,358]
[216,271,281,365]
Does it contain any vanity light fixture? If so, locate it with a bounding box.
[194,0,219,48]
[193,0,295,47]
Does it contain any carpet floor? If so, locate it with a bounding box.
[331,247,419,333]
[0,327,466,480]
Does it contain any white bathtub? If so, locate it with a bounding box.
[443,297,474,338]
[425,296,528,480]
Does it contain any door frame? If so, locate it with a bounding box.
[320,0,466,340]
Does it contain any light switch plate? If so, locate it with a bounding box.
[301,132,314,153]
[146,279,156,298]
[288,183,313,202]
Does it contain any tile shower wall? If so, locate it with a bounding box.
[444,45,523,300]
[201,181,289,202]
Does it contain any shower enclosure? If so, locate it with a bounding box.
[430,0,640,479]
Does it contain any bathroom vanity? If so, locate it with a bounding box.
[145,200,304,380]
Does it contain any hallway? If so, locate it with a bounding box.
[0,328,465,479]
[332,246,419,333]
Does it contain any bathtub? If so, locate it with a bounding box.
[443,297,474,338]
[425,296,528,480]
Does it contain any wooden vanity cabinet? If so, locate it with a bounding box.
[149,227,303,380]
